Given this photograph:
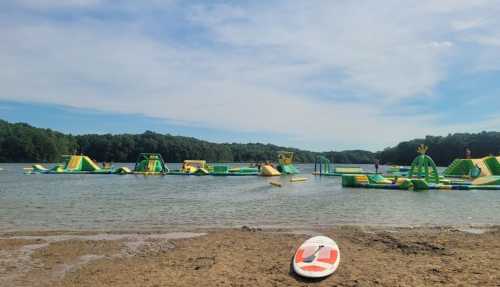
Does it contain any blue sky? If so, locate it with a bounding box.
[1,0,500,151]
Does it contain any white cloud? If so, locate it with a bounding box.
[1,1,500,150]
[472,35,500,47]
[427,41,453,48]
[190,1,454,101]
[16,0,102,9]
[421,0,493,13]
[452,19,487,31]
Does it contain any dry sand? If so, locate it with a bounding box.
[1,226,499,287]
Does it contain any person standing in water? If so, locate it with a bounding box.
[374,159,380,174]
[465,147,471,159]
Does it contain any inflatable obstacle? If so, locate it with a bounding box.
[312,155,368,176]
[471,175,500,186]
[211,165,229,175]
[131,153,169,175]
[386,166,410,177]
[407,145,440,184]
[229,167,259,175]
[167,160,211,175]
[211,165,260,176]
[342,174,413,190]
[27,155,113,174]
[277,151,299,174]
[279,164,299,174]
[443,156,500,178]
[261,164,281,176]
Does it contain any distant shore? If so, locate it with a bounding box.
[1,225,499,286]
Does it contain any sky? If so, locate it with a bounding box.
[1,0,500,151]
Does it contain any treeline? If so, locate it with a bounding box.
[2,119,499,165]
[75,133,325,163]
[324,150,376,165]
[0,120,78,162]
[0,119,375,163]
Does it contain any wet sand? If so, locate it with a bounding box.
[1,226,499,287]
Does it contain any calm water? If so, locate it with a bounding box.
[0,163,499,232]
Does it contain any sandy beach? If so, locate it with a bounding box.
[1,226,499,287]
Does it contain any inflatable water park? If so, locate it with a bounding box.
[25,151,301,177]
[23,147,500,191]
[341,145,500,191]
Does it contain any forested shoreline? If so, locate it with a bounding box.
[1,119,499,165]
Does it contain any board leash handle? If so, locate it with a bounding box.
[302,245,324,263]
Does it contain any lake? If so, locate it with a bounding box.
[1,163,499,232]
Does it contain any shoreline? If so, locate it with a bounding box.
[1,222,498,236]
[1,225,499,286]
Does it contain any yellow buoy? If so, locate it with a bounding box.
[290,177,308,182]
